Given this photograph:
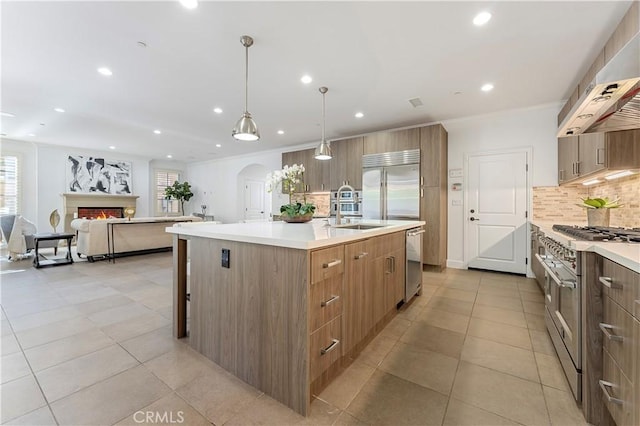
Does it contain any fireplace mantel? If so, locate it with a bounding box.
[61,193,139,232]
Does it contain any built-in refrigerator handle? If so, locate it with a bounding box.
[382,169,388,220]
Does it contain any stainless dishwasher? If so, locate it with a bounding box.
[405,227,424,303]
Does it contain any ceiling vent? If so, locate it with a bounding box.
[408,97,423,108]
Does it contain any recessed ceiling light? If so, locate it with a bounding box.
[0,111,16,118]
[215,144,222,148]
[179,0,198,9]
[0,133,7,137]
[97,67,113,76]
[213,107,223,114]
[153,129,162,134]
[355,112,364,118]
[481,83,494,92]
[54,107,65,113]
[473,11,492,26]
[137,41,147,48]
[454,91,463,95]
[166,154,173,159]
[109,146,116,150]
[300,75,313,84]
[27,133,35,137]
[277,130,284,135]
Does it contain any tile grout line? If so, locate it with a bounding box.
[1,304,61,426]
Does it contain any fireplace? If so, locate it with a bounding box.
[78,207,124,219]
[62,193,139,232]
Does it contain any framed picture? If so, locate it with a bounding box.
[67,155,132,194]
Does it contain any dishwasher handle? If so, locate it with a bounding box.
[407,229,425,237]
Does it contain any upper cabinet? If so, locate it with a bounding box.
[557,129,640,185]
[558,136,580,184]
[329,137,363,190]
[282,148,329,193]
[363,128,419,155]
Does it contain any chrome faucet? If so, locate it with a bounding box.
[335,183,355,226]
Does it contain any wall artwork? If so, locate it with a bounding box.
[67,155,132,194]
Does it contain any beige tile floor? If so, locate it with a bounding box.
[0,250,587,425]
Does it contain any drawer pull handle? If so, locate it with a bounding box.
[599,380,624,405]
[320,339,340,355]
[354,252,368,260]
[599,276,622,289]
[321,295,340,307]
[599,323,624,342]
[323,259,342,269]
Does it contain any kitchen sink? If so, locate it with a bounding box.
[334,223,387,230]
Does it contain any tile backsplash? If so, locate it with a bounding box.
[291,192,331,217]
[533,174,639,228]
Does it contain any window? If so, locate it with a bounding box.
[0,154,20,214]
[155,169,181,215]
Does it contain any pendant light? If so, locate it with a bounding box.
[315,86,332,160]
[232,35,260,141]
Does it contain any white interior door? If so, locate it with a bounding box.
[467,150,528,274]
[244,179,266,221]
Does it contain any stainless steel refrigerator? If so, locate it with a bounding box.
[361,149,420,220]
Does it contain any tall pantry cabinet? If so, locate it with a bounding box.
[420,124,448,270]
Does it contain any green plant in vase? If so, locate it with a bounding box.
[164,181,194,216]
[576,197,623,227]
[266,164,316,222]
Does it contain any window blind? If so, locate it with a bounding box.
[0,155,20,214]
[155,169,181,215]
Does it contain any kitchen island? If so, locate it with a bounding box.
[167,219,424,416]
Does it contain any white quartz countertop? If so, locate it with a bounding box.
[166,219,425,250]
[532,221,640,273]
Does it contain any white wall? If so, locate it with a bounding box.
[442,102,561,268]
[186,147,307,223]
[2,139,155,232]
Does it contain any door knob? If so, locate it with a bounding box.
[470,217,479,221]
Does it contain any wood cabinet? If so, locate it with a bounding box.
[596,256,640,426]
[558,129,640,185]
[282,148,330,193]
[342,231,405,359]
[329,137,364,190]
[530,225,545,291]
[363,128,420,155]
[579,133,607,176]
[558,136,580,184]
[420,124,448,269]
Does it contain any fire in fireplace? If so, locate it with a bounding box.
[77,207,124,219]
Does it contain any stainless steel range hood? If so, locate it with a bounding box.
[557,33,640,137]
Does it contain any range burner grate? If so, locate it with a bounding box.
[552,225,640,243]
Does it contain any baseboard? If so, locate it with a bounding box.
[446,259,466,269]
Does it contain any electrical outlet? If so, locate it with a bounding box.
[222,248,230,268]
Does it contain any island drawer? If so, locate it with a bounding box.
[602,296,635,380]
[310,316,342,382]
[311,246,345,284]
[601,258,639,316]
[309,273,343,332]
[601,348,634,426]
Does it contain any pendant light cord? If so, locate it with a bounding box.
[322,91,326,143]
[244,45,249,114]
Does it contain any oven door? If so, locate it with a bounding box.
[537,255,580,368]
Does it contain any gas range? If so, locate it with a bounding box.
[551,225,640,243]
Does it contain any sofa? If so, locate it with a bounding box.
[71,216,202,261]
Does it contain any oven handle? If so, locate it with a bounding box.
[535,254,576,289]
[599,380,624,405]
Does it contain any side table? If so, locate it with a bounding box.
[33,232,74,268]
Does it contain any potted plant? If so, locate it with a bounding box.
[577,197,623,227]
[164,181,194,216]
[266,164,316,222]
